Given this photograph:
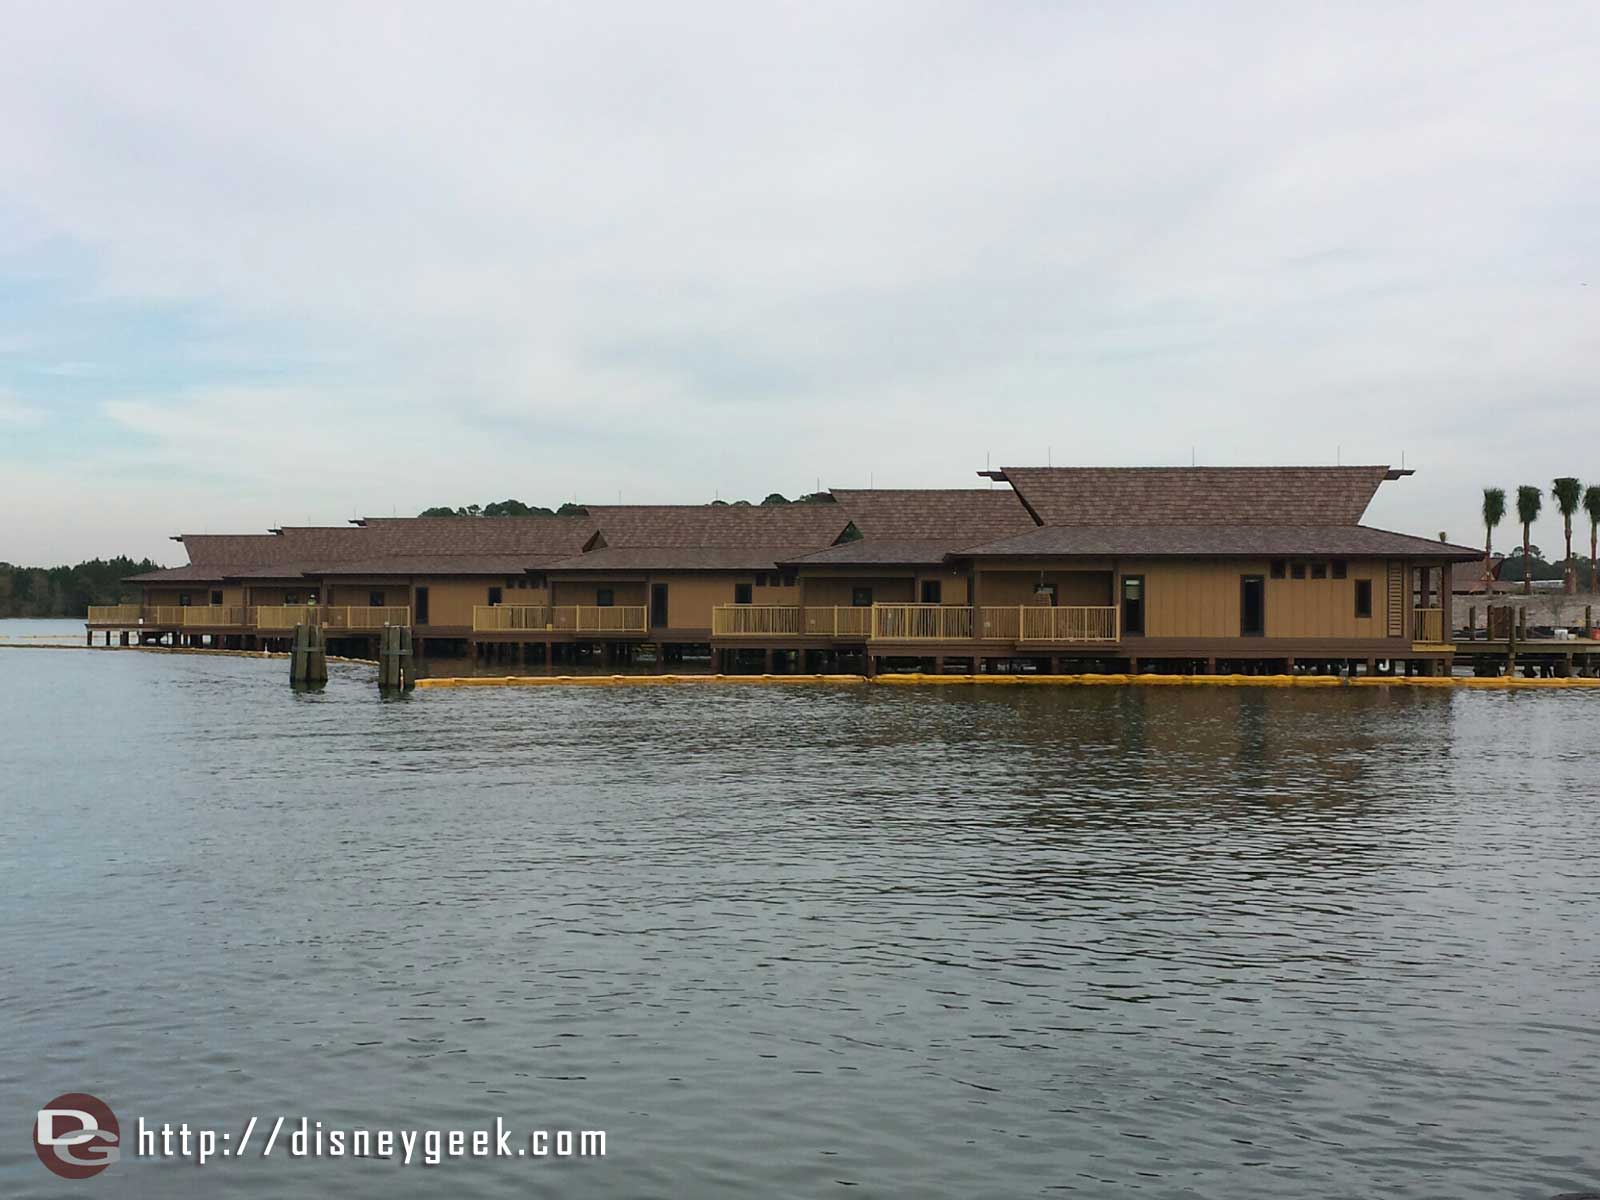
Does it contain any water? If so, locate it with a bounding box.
[2,640,1597,1198]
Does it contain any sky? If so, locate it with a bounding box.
[0,1,1595,566]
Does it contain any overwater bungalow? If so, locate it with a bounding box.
[90,464,1481,675]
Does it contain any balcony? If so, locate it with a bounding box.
[474,605,550,632]
[804,606,872,638]
[1412,607,1445,644]
[712,606,875,638]
[473,605,647,634]
[253,605,410,631]
[1019,606,1118,642]
[712,606,802,636]
[870,604,974,641]
[86,605,143,624]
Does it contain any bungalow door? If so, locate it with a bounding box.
[1240,575,1266,637]
[650,583,669,628]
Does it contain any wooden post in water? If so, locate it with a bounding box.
[290,623,328,684]
[378,624,413,689]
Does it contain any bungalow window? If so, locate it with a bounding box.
[1290,562,1307,580]
[781,570,797,587]
[487,586,503,607]
[369,590,385,608]
[1331,560,1348,579]
[852,587,873,607]
[754,573,768,587]
[210,590,223,606]
[179,593,192,606]
[734,583,753,605]
[596,588,615,607]
[1270,560,1286,579]
[284,593,300,606]
[1310,562,1327,580]
[527,574,546,589]
[920,580,942,604]
[516,578,529,589]
[1355,579,1373,619]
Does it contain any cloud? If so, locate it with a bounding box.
[0,390,44,426]
[0,1,1596,560]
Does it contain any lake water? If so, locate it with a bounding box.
[2,628,1598,1198]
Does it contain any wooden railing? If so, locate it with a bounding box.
[324,606,410,630]
[1020,606,1119,642]
[473,605,551,631]
[252,605,409,630]
[551,606,648,633]
[803,607,872,638]
[87,605,143,624]
[181,605,250,627]
[712,606,802,636]
[871,604,974,641]
[978,606,1021,640]
[143,606,190,626]
[1412,606,1444,643]
[252,605,316,630]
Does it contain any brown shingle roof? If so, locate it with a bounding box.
[583,504,850,549]
[961,524,1480,560]
[989,466,1401,526]
[829,489,1036,541]
[355,516,594,558]
[545,546,820,572]
[786,539,961,567]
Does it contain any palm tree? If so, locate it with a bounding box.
[1481,487,1505,582]
[1584,485,1600,594]
[1552,477,1582,594]
[1516,485,1543,595]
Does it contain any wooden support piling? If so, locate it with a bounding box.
[378,624,413,689]
[290,623,328,684]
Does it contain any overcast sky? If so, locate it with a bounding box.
[1,2,1595,565]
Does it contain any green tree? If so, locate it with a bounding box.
[1551,477,1583,593]
[1481,487,1505,582]
[760,493,790,506]
[1516,485,1543,594]
[1584,485,1600,594]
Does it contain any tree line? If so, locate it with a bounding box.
[1481,479,1600,593]
[0,557,164,618]
[417,492,835,518]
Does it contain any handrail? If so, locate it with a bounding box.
[552,605,648,633]
[87,604,142,624]
[324,606,411,629]
[712,605,802,636]
[181,605,250,627]
[473,605,551,632]
[1412,606,1444,643]
[870,604,974,641]
[803,606,872,638]
[1019,605,1119,642]
[252,605,410,630]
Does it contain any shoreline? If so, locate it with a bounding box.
[9,642,1600,688]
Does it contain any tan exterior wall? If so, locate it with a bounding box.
[1130,558,1390,639]
[551,580,649,610]
[801,576,915,607]
[977,568,1114,607]
[661,576,801,629]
